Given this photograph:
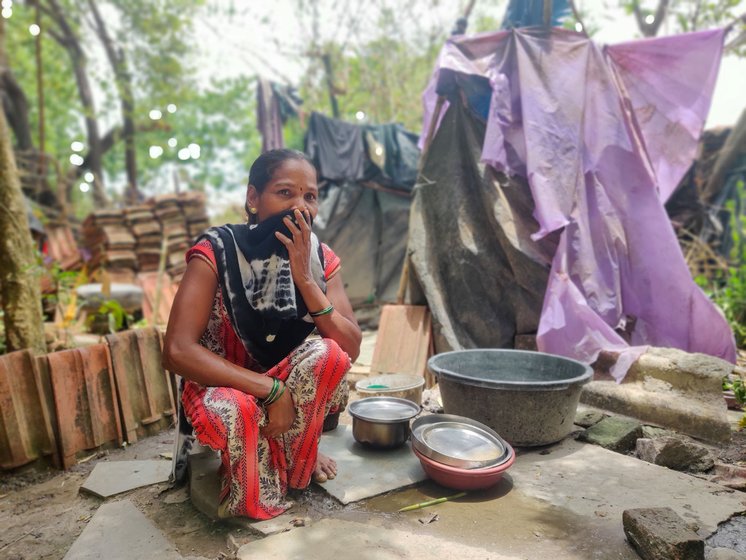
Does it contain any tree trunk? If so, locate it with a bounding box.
[122,80,138,204]
[0,18,46,355]
[321,52,340,119]
[87,0,139,204]
[43,0,108,207]
[0,70,34,150]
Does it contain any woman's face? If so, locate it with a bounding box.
[247,159,319,225]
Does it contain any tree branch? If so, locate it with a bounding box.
[65,121,166,182]
[725,29,746,52]
[724,11,746,34]
[569,0,588,36]
[632,0,669,37]
[691,0,703,31]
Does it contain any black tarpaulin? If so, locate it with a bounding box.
[305,112,420,305]
[407,100,557,352]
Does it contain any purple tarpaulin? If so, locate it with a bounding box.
[420,28,736,379]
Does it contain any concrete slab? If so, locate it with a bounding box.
[316,425,427,504]
[581,348,733,442]
[355,437,746,560]
[250,512,311,536]
[63,500,181,560]
[236,518,513,559]
[509,438,746,537]
[81,460,171,498]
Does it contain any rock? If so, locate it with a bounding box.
[579,416,642,452]
[709,463,746,491]
[581,347,732,443]
[636,436,715,473]
[642,426,675,439]
[623,507,704,560]
[575,409,607,428]
[421,386,443,414]
[706,548,746,560]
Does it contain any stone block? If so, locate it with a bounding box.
[579,416,642,452]
[635,436,714,473]
[623,507,704,560]
[581,347,732,443]
[574,408,607,428]
[188,450,221,520]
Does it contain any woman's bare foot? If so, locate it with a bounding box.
[313,452,337,483]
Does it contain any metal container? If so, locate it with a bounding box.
[428,349,592,447]
[348,397,420,449]
[411,414,511,469]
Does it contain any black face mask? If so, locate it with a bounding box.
[199,210,325,369]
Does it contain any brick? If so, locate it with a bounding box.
[623,507,704,560]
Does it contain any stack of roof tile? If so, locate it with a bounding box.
[124,205,162,272]
[150,194,189,282]
[82,210,137,283]
[178,191,210,241]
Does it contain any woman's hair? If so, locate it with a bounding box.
[248,149,313,193]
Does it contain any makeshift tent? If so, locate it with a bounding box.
[410,27,736,380]
[305,112,420,305]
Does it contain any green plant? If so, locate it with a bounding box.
[87,300,132,335]
[711,265,746,347]
[699,178,746,348]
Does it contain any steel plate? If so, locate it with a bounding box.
[348,397,420,424]
[411,414,511,469]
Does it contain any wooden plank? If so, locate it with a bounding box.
[370,305,433,385]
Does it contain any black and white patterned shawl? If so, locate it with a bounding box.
[199,210,326,369]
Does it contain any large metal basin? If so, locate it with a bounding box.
[428,349,592,447]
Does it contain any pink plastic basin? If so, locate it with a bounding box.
[413,445,515,491]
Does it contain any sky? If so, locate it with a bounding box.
[194,0,746,129]
[183,0,746,213]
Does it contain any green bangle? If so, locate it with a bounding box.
[269,382,286,405]
[264,379,285,406]
[263,378,279,404]
[309,304,334,317]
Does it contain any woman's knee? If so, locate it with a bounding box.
[318,338,351,369]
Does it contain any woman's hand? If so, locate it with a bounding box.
[261,387,296,438]
[275,208,314,287]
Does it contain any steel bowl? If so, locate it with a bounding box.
[348,397,420,449]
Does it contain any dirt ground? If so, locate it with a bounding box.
[1,398,745,560]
